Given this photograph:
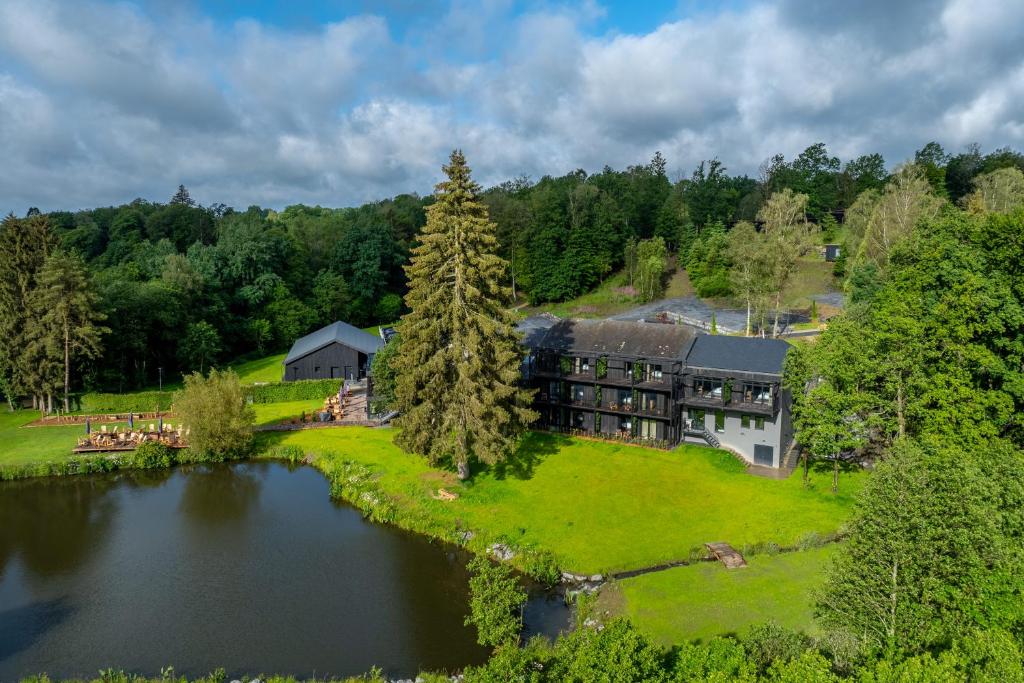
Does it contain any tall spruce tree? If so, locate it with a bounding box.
[30,251,109,412]
[394,151,537,479]
[0,214,56,409]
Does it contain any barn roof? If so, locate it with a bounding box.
[685,335,789,376]
[284,321,384,365]
[535,319,697,360]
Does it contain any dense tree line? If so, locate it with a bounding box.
[3,141,1021,400]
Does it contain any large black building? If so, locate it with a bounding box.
[525,319,793,467]
[282,321,384,381]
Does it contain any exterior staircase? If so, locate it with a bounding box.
[701,426,721,449]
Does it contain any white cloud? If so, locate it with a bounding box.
[0,0,1022,213]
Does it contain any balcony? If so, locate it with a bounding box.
[596,402,670,419]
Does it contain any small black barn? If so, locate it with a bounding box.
[282,321,384,382]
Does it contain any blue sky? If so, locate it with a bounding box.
[0,0,1021,212]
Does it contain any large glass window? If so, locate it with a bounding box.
[715,410,726,433]
[571,384,586,404]
[618,416,632,435]
[638,419,658,439]
[755,416,766,430]
[743,382,773,405]
[638,391,660,415]
[695,378,723,398]
[639,363,664,382]
[573,357,591,374]
[741,414,751,429]
[687,408,705,430]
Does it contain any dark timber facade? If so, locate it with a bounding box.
[283,321,384,382]
[525,319,794,467]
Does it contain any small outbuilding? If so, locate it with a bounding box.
[283,321,384,382]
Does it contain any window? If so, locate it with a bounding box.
[639,419,657,439]
[687,408,705,430]
[572,411,586,428]
[619,416,632,434]
[573,357,590,374]
[639,392,660,414]
[741,414,751,429]
[755,416,765,430]
[571,384,586,403]
[695,378,723,398]
[617,389,633,410]
[639,363,663,382]
[743,382,773,405]
[547,381,560,401]
[715,410,725,433]
[314,366,321,375]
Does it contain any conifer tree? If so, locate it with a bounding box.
[394,151,537,479]
[0,214,56,408]
[30,251,109,412]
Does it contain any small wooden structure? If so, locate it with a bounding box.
[705,542,747,569]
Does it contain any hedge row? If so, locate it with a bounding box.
[244,379,343,404]
[0,442,245,482]
[81,391,173,413]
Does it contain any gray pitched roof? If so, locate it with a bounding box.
[284,321,384,365]
[517,313,561,349]
[685,335,790,375]
[536,318,696,360]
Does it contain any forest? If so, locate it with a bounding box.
[1,140,1022,406]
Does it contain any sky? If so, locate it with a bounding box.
[0,0,1022,213]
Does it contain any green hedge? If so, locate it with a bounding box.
[244,379,342,404]
[81,391,173,413]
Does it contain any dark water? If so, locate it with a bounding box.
[0,462,567,680]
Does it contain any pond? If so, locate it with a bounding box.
[0,461,568,680]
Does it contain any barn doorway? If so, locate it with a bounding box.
[330,367,340,378]
[344,366,353,380]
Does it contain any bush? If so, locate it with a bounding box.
[465,555,527,648]
[130,442,174,469]
[81,391,173,413]
[173,369,255,458]
[245,379,342,404]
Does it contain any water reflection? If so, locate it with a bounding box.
[0,476,119,578]
[177,464,262,524]
[0,597,73,662]
[0,462,498,680]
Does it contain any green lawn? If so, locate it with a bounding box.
[0,411,129,467]
[255,428,863,574]
[228,352,287,383]
[251,399,325,426]
[607,545,837,644]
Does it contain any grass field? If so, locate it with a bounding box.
[229,352,287,383]
[523,269,692,319]
[251,399,324,426]
[0,411,122,466]
[603,544,837,644]
[255,427,863,574]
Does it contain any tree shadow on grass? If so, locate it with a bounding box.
[490,431,569,481]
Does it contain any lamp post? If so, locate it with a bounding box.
[158,367,164,417]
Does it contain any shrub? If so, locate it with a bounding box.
[465,555,527,648]
[245,379,342,404]
[173,369,255,459]
[744,621,814,674]
[130,442,174,469]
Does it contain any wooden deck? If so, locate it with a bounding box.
[705,542,747,568]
